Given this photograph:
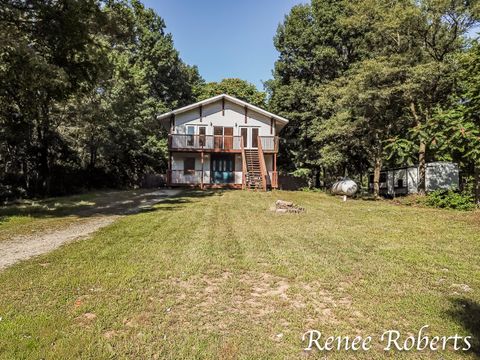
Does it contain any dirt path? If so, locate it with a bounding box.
[0,189,181,270]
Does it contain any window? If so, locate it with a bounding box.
[396,179,404,188]
[184,158,195,175]
[186,126,195,146]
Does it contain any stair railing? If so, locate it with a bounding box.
[257,136,268,191]
[241,137,247,190]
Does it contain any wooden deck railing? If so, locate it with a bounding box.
[169,134,279,152]
[259,136,279,152]
[257,136,268,191]
[168,170,205,184]
[169,134,242,151]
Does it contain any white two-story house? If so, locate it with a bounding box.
[157,94,289,190]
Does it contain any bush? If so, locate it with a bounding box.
[425,189,475,211]
[299,187,323,193]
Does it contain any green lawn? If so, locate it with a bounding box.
[0,190,479,359]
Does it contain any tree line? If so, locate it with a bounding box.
[267,0,479,203]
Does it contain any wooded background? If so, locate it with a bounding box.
[0,0,479,204]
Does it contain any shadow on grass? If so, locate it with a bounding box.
[0,188,224,220]
[137,189,224,213]
[446,298,480,357]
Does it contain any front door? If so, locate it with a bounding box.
[240,127,248,148]
[211,154,235,184]
[224,127,233,150]
[251,128,259,148]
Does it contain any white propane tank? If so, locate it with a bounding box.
[331,179,358,197]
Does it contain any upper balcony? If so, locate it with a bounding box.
[168,134,279,153]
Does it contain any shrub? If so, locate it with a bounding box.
[424,189,475,211]
[299,187,323,193]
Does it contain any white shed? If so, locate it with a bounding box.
[369,162,460,196]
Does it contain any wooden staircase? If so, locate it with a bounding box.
[245,149,264,190]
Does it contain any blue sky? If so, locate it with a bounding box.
[142,1,479,91]
[142,0,307,90]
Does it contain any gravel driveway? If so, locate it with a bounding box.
[0,189,181,270]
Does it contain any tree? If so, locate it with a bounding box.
[198,78,266,107]
[402,0,478,194]
[343,0,478,197]
[70,0,203,187]
[267,0,362,185]
[425,43,480,205]
[0,0,203,199]
[317,0,415,196]
[0,0,109,196]
[318,56,408,198]
[463,42,480,205]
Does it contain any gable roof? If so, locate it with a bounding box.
[157,94,289,125]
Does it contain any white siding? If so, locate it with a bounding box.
[234,154,243,184]
[407,167,418,194]
[386,171,394,195]
[264,154,273,171]
[173,98,274,140]
[174,108,202,133]
[171,153,210,184]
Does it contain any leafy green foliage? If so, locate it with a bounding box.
[290,168,312,179]
[268,0,479,196]
[267,0,364,184]
[424,189,476,211]
[0,0,202,200]
[198,78,266,107]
